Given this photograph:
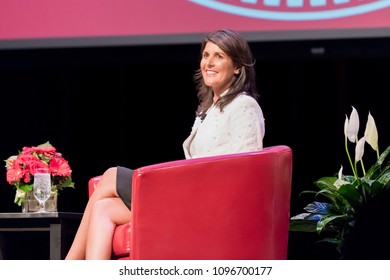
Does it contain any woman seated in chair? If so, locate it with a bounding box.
[65,29,265,260]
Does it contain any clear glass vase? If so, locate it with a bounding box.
[22,190,58,213]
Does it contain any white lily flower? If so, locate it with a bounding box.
[347,106,359,143]
[338,165,343,179]
[344,115,348,139]
[355,136,366,163]
[364,112,379,153]
[334,165,347,189]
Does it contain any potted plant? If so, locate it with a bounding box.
[290,107,390,258]
[4,141,75,212]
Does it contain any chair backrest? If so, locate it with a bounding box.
[130,145,293,259]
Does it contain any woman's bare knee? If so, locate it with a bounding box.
[97,167,117,188]
[92,167,118,198]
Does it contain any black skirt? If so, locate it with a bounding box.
[116,166,134,210]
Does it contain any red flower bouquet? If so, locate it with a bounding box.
[5,141,75,206]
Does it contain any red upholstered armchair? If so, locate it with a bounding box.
[88,145,293,260]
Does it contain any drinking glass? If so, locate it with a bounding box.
[33,170,52,213]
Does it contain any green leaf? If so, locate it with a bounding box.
[317,214,351,233]
[37,141,53,148]
[19,184,33,193]
[54,176,75,190]
[366,145,390,178]
[289,219,317,232]
[363,179,385,197]
[377,170,390,188]
[315,177,338,190]
[337,183,362,210]
[315,188,346,211]
[318,237,341,245]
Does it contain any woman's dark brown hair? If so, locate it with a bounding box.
[194,29,259,119]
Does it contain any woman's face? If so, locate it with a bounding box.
[201,41,240,97]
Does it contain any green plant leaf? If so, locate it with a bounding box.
[366,145,390,178]
[315,177,338,190]
[377,170,390,188]
[289,219,317,232]
[337,183,362,210]
[317,214,351,233]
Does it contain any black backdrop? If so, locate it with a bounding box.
[1,37,390,259]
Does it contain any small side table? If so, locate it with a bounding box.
[0,212,82,260]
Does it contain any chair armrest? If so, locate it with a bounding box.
[88,175,102,197]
